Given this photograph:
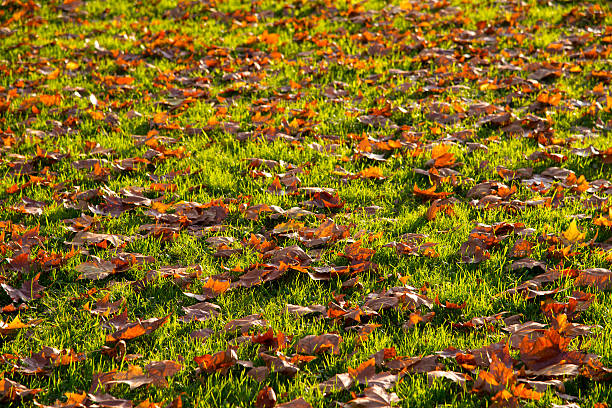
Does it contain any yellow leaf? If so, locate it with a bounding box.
[562,220,585,243]
[153,111,169,124]
[272,220,304,234]
[66,61,79,70]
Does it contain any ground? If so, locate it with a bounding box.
[1,0,612,407]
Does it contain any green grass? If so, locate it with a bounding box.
[0,0,612,407]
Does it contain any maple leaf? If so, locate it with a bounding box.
[17,346,86,375]
[255,386,276,408]
[201,278,231,298]
[472,354,516,396]
[428,144,456,168]
[277,398,313,408]
[76,261,116,280]
[0,378,42,403]
[251,328,290,352]
[2,273,45,303]
[84,294,125,317]
[0,316,41,336]
[562,220,586,244]
[574,268,612,290]
[194,349,238,375]
[594,208,612,227]
[296,333,342,355]
[344,385,400,407]
[93,361,182,391]
[224,314,267,333]
[352,166,386,180]
[179,301,220,323]
[402,311,435,331]
[66,231,134,248]
[34,391,88,408]
[427,371,471,389]
[105,314,170,343]
[318,372,354,394]
[413,184,453,201]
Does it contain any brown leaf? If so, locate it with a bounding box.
[66,231,134,248]
[84,294,125,317]
[0,378,42,402]
[427,371,471,389]
[10,197,46,216]
[255,386,276,408]
[34,391,88,408]
[385,354,439,373]
[413,184,453,202]
[296,334,342,355]
[459,239,490,264]
[0,316,38,336]
[105,314,170,343]
[144,360,183,386]
[519,328,589,373]
[575,268,612,290]
[93,365,155,391]
[2,273,45,303]
[277,398,313,408]
[190,328,215,342]
[179,302,220,323]
[318,372,354,394]
[17,346,86,375]
[194,349,237,375]
[355,323,381,345]
[224,314,267,333]
[402,311,435,331]
[77,261,116,280]
[286,304,326,317]
[472,354,516,395]
[260,353,300,378]
[508,239,534,258]
[343,385,400,408]
[251,328,290,352]
[88,393,133,408]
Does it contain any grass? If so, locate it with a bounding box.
[0,0,612,407]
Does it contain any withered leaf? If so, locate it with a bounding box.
[66,231,134,248]
[17,346,86,375]
[0,316,41,336]
[84,294,125,317]
[509,258,548,273]
[255,386,276,408]
[260,353,300,378]
[318,372,354,394]
[575,268,612,290]
[77,261,116,280]
[194,348,237,375]
[106,314,170,343]
[0,378,42,402]
[277,398,313,408]
[179,302,220,323]
[342,385,400,408]
[2,273,45,303]
[190,328,215,342]
[10,197,46,216]
[413,184,453,201]
[296,333,342,355]
[224,314,267,333]
[402,311,435,331]
[88,393,133,408]
[385,354,439,374]
[286,303,326,317]
[427,371,471,389]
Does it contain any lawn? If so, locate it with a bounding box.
[1,0,612,407]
